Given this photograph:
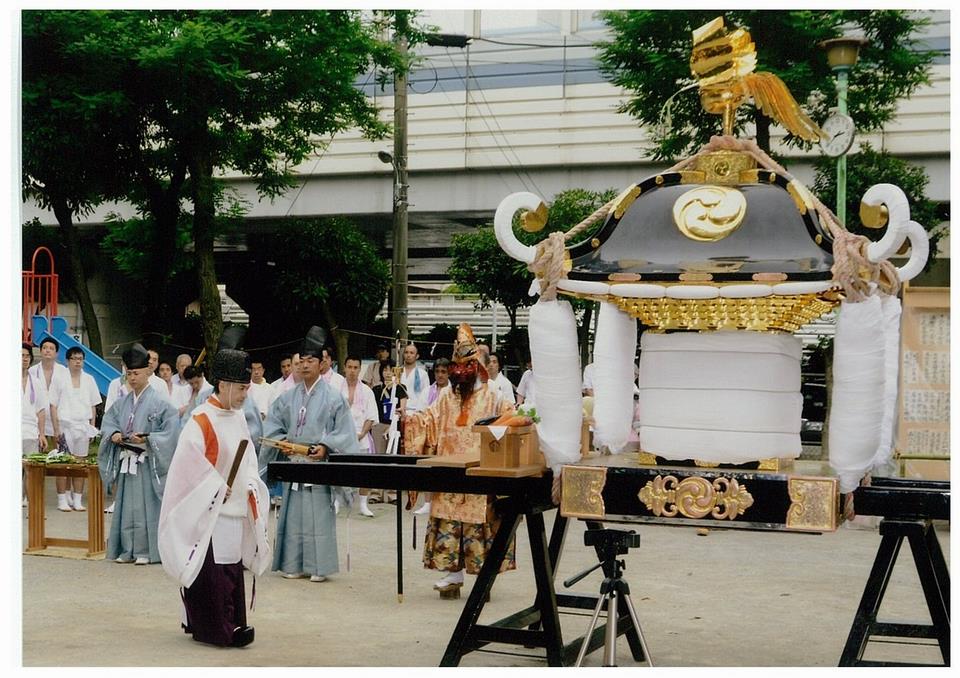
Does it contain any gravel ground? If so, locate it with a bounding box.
[18,475,950,667]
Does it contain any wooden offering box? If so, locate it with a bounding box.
[466,425,545,478]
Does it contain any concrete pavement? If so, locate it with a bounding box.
[20,475,949,667]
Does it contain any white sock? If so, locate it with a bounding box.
[442,570,464,585]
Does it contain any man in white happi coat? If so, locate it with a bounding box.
[486,352,516,407]
[338,354,378,517]
[247,359,273,420]
[158,343,270,648]
[400,342,430,414]
[28,336,70,448]
[50,346,101,511]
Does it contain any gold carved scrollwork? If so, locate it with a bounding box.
[560,465,607,519]
[638,474,754,521]
[786,477,839,532]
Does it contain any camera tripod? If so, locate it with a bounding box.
[564,528,653,667]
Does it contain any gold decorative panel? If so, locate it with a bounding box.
[786,476,839,532]
[638,474,754,521]
[609,293,840,333]
[560,465,607,519]
[694,151,757,186]
[612,185,642,219]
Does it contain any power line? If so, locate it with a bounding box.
[441,49,549,198]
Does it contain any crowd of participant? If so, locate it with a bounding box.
[19,325,538,649]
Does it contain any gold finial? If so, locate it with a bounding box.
[690,17,824,142]
[521,202,549,233]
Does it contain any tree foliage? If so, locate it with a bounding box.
[265,217,391,364]
[812,143,944,261]
[597,10,934,160]
[21,10,141,354]
[24,9,403,357]
[448,187,619,366]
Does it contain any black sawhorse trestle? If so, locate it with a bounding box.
[440,498,646,666]
[841,478,950,667]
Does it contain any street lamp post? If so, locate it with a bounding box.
[820,37,867,226]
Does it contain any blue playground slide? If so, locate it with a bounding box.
[31,315,120,397]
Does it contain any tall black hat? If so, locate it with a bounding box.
[210,326,251,384]
[301,325,327,359]
[122,343,150,370]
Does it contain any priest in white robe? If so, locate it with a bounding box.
[159,342,270,648]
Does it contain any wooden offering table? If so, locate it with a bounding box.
[23,460,105,558]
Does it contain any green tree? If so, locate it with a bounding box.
[21,11,135,355]
[38,10,401,358]
[597,10,934,160]
[448,187,618,367]
[812,143,944,261]
[448,227,530,367]
[266,217,391,365]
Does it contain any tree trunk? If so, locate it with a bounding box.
[140,163,187,340]
[751,11,773,154]
[319,300,348,368]
[189,151,223,361]
[755,113,771,154]
[51,197,103,356]
[578,301,594,367]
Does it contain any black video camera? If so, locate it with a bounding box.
[583,528,641,555]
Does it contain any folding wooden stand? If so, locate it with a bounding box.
[23,460,105,558]
[272,455,642,666]
[842,478,951,666]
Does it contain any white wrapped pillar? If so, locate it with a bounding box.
[528,299,583,473]
[592,301,637,453]
[869,295,903,474]
[828,296,886,493]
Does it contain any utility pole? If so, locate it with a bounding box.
[391,15,410,344]
[380,25,470,345]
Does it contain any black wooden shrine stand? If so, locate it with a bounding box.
[439,500,646,666]
[270,455,643,667]
[841,478,951,666]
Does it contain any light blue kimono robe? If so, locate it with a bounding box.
[243,394,262,457]
[261,379,359,577]
[180,385,213,427]
[98,386,180,562]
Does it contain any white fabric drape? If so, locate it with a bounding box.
[828,297,886,493]
[528,299,583,473]
[636,331,803,463]
[869,295,903,475]
[592,302,637,453]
